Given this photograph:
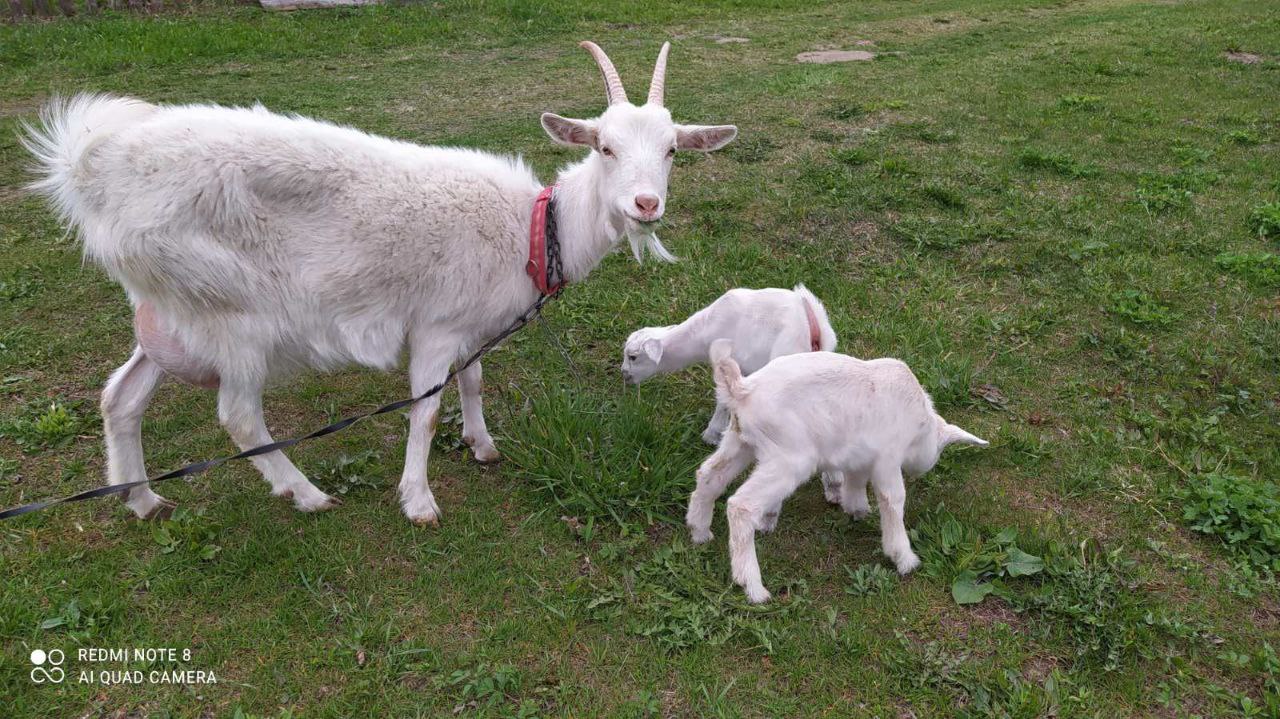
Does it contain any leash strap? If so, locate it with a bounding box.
[0,187,569,521]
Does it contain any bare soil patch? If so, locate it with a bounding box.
[1224,51,1262,64]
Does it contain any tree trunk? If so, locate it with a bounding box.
[56,0,76,15]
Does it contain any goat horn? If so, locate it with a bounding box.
[580,41,629,106]
[647,42,671,107]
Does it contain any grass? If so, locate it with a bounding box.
[1,0,1279,716]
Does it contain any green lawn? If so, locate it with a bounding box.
[2,0,1279,716]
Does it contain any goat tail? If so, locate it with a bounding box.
[793,283,838,352]
[709,338,746,410]
[941,422,989,448]
[20,93,157,229]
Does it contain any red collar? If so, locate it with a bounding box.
[526,184,563,296]
[802,298,822,352]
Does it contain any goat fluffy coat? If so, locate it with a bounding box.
[688,340,987,603]
[23,42,737,524]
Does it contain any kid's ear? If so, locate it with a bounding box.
[541,113,599,148]
[675,124,738,152]
[642,338,664,363]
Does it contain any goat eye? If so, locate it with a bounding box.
[667,147,676,157]
[627,354,637,361]
[600,146,614,157]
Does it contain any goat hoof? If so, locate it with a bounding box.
[472,445,501,464]
[128,491,176,521]
[403,494,441,526]
[743,585,772,604]
[701,429,723,446]
[142,498,177,521]
[894,552,921,575]
[290,487,340,513]
[843,506,870,521]
[689,527,713,545]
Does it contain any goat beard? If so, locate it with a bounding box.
[626,229,678,264]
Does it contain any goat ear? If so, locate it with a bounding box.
[675,124,738,152]
[642,338,664,363]
[541,113,598,148]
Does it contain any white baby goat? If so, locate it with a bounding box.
[23,41,737,525]
[688,340,988,603]
[621,284,837,445]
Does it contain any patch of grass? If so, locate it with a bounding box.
[1250,201,1280,240]
[1135,168,1219,213]
[1215,251,1280,287]
[1178,473,1280,572]
[1057,94,1102,111]
[1017,148,1099,178]
[315,449,384,496]
[504,389,704,525]
[0,265,43,302]
[891,632,1069,716]
[914,512,1202,671]
[723,135,776,164]
[890,215,1017,251]
[38,597,122,643]
[152,507,223,561]
[919,182,968,210]
[0,399,86,451]
[828,100,867,121]
[1223,129,1259,145]
[586,542,805,653]
[1108,289,1175,327]
[844,563,898,597]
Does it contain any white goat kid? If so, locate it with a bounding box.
[24,41,736,525]
[689,340,988,603]
[621,284,837,445]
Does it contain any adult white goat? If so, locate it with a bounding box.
[690,341,987,603]
[23,41,737,525]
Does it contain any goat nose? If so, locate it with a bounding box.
[634,194,660,215]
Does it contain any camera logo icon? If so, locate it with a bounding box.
[30,649,66,684]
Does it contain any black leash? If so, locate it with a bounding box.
[0,194,565,521]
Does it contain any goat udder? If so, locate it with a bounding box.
[133,303,220,389]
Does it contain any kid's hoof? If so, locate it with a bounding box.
[743,585,772,604]
[689,527,714,545]
[843,506,871,521]
[894,551,922,576]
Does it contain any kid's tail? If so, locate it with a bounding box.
[709,339,747,410]
[941,423,988,448]
[793,283,837,352]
